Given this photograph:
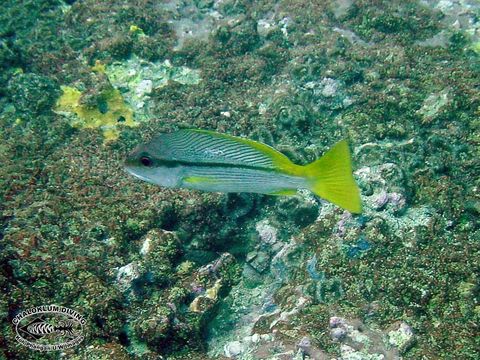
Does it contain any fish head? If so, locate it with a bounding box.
[124,142,182,188]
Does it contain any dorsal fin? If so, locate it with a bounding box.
[148,129,297,171]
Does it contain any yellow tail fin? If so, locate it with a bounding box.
[304,140,362,213]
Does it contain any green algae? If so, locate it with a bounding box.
[7,73,60,119]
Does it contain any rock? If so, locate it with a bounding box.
[139,235,152,256]
[224,340,243,358]
[277,193,320,228]
[255,220,278,245]
[302,77,351,110]
[116,262,140,291]
[132,305,174,346]
[329,316,347,328]
[388,322,415,354]
[246,250,271,273]
[7,73,60,117]
[329,316,403,358]
[189,253,239,313]
[139,229,181,286]
[417,89,450,123]
[251,333,261,343]
[331,327,347,341]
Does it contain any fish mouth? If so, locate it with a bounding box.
[124,166,151,183]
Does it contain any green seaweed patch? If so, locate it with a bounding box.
[54,85,137,143]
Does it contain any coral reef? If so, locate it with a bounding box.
[1,0,479,359]
[106,56,201,121]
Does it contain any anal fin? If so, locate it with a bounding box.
[269,189,297,196]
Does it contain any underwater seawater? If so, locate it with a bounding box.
[1,0,479,359]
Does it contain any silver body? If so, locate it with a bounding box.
[124,129,308,195]
[126,162,307,194]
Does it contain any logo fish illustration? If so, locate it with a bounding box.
[23,317,78,339]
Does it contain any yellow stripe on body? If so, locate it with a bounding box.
[183,176,220,184]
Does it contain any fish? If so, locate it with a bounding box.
[124,129,362,213]
[24,318,78,339]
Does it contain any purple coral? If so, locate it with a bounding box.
[329,316,346,328]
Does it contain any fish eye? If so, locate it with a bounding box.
[140,156,153,167]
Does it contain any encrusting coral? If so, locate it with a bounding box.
[55,85,137,143]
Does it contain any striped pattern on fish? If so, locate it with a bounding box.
[125,129,361,213]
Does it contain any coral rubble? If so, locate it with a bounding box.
[0,0,479,359]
